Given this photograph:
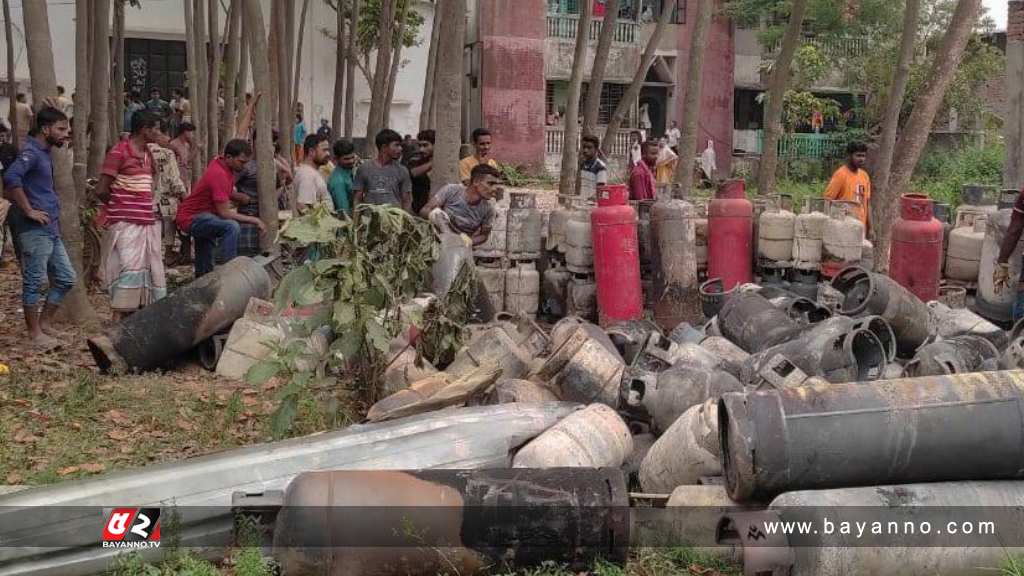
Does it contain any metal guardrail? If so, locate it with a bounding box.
[546,14,639,44]
[545,126,634,158]
[753,130,847,159]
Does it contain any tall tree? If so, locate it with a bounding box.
[601,0,674,154]
[110,0,125,143]
[3,0,16,142]
[868,0,920,252]
[241,0,278,250]
[672,0,714,194]
[344,0,360,138]
[292,0,311,119]
[87,0,111,178]
[222,0,242,145]
[558,0,592,196]
[207,0,221,157]
[419,1,442,131]
[72,0,91,194]
[432,0,465,191]
[268,1,279,126]
[364,0,396,154]
[382,0,409,126]
[23,0,96,324]
[192,0,209,166]
[875,0,983,268]
[332,0,348,135]
[237,8,249,119]
[756,0,809,197]
[277,0,294,167]
[184,0,202,177]
[582,0,620,136]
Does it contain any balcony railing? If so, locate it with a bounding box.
[746,130,847,159]
[545,126,633,158]
[764,35,869,60]
[546,14,639,44]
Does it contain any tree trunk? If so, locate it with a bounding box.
[87,0,111,179]
[344,0,360,138]
[221,0,241,145]
[382,1,409,128]
[192,0,209,166]
[875,0,982,269]
[365,0,396,155]
[237,8,249,120]
[756,0,808,197]
[277,0,294,166]
[331,0,347,136]
[73,0,91,193]
[558,0,592,196]
[241,0,278,251]
[24,0,97,325]
[582,0,620,136]
[3,0,17,141]
[184,0,202,177]
[268,0,279,126]
[869,0,920,247]
[672,0,714,194]
[110,0,125,143]
[1005,1,1024,189]
[207,0,220,158]
[292,0,310,118]
[432,0,465,191]
[419,2,442,132]
[601,0,674,154]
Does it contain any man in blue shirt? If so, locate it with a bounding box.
[2,107,76,350]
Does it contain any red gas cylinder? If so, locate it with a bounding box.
[889,193,944,302]
[592,184,643,326]
[708,179,753,291]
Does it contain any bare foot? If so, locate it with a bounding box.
[40,323,65,338]
[32,333,62,351]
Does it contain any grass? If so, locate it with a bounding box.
[1004,555,1024,576]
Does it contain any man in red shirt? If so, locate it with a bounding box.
[629,140,658,201]
[176,139,265,277]
[95,110,167,319]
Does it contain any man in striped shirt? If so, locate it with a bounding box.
[95,110,167,319]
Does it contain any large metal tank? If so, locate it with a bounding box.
[707,180,753,290]
[565,206,594,273]
[541,259,572,319]
[889,193,943,302]
[650,197,698,331]
[591,184,642,326]
[946,215,987,282]
[504,261,540,320]
[977,195,1024,323]
[476,258,506,312]
[821,200,864,278]
[757,195,796,266]
[792,198,828,270]
[567,273,598,322]
[506,192,543,261]
[513,403,633,468]
[473,196,508,258]
[831,266,930,358]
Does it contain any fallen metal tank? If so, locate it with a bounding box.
[447,326,532,380]
[926,300,1007,349]
[473,198,508,258]
[793,198,828,270]
[87,257,271,372]
[708,179,753,290]
[541,259,572,319]
[719,481,1024,576]
[904,334,1000,377]
[506,192,543,261]
[668,321,706,346]
[977,203,1024,323]
[565,207,595,273]
[821,200,864,278]
[535,322,625,407]
[483,379,560,405]
[889,194,944,303]
[640,399,721,492]
[650,197,698,331]
[513,403,633,468]
[719,370,1024,502]
[698,277,735,319]
[946,216,987,282]
[504,261,540,320]
[757,195,796,266]
[831,266,931,358]
[700,336,751,368]
[567,273,598,322]
[476,258,506,312]
[271,468,629,576]
[634,363,743,433]
[717,291,803,353]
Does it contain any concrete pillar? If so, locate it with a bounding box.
[478,0,547,170]
[1006,1,1024,189]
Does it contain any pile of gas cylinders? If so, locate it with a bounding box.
[473,190,544,320]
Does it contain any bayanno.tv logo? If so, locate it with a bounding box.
[102,508,161,549]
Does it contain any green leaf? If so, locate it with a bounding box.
[330,330,363,362]
[333,301,356,325]
[293,280,326,306]
[270,395,299,440]
[281,209,346,246]
[245,359,282,386]
[274,266,315,310]
[365,319,392,356]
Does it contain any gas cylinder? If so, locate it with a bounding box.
[694,202,709,276]
[473,196,508,259]
[977,202,1024,323]
[821,200,864,278]
[591,184,643,326]
[793,198,828,270]
[636,200,655,274]
[650,197,698,330]
[946,215,987,282]
[932,201,953,273]
[476,258,506,312]
[565,207,594,273]
[541,259,572,319]
[505,261,540,320]
[547,201,574,253]
[955,184,998,228]
[708,179,753,290]
[506,192,543,261]
[567,273,598,322]
[889,194,943,302]
[757,195,796,267]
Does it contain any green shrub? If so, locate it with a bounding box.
[911,143,1005,208]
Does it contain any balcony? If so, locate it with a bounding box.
[545,126,633,158]
[546,14,639,44]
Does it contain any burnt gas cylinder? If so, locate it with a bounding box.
[606,319,662,365]
[506,192,544,261]
[904,335,1001,377]
[483,379,561,405]
[447,326,532,381]
[720,481,1024,576]
[719,370,1024,502]
[699,278,735,319]
[636,199,655,272]
[476,258,506,312]
[640,399,721,492]
[513,403,633,468]
[541,260,572,319]
[668,322,706,346]
[717,291,803,354]
[765,295,832,326]
[927,301,1008,349]
[88,257,271,372]
[650,198,699,331]
[536,322,625,407]
[831,266,930,358]
[636,363,742,433]
[700,336,752,369]
[567,273,598,322]
[272,468,630,576]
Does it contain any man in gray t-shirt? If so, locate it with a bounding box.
[353,129,413,212]
[420,162,501,246]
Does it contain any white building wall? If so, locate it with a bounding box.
[0,0,433,139]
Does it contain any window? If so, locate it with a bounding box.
[546,81,556,116]
[580,82,628,125]
[639,0,686,23]
[125,38,186,98]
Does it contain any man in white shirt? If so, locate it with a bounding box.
[667,120,681,154]
[294,134,331,215]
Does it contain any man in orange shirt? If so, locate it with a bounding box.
[824,141,871,232]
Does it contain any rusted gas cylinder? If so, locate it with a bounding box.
[720,481,1024,576]
[889,194,944,302]
[639,399,721,492]
[513,403,633,468]
[650,197,699,331]
[591,184,643,326]
[708,179,753,290]
[831,266,931,358]
[536,322,625,407]
[716,291,803,353]
[904,335,1000,377]
[719,370,1024,502]
[87,257,271,372]
[272,468,630,576]
[506,192,543,261]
